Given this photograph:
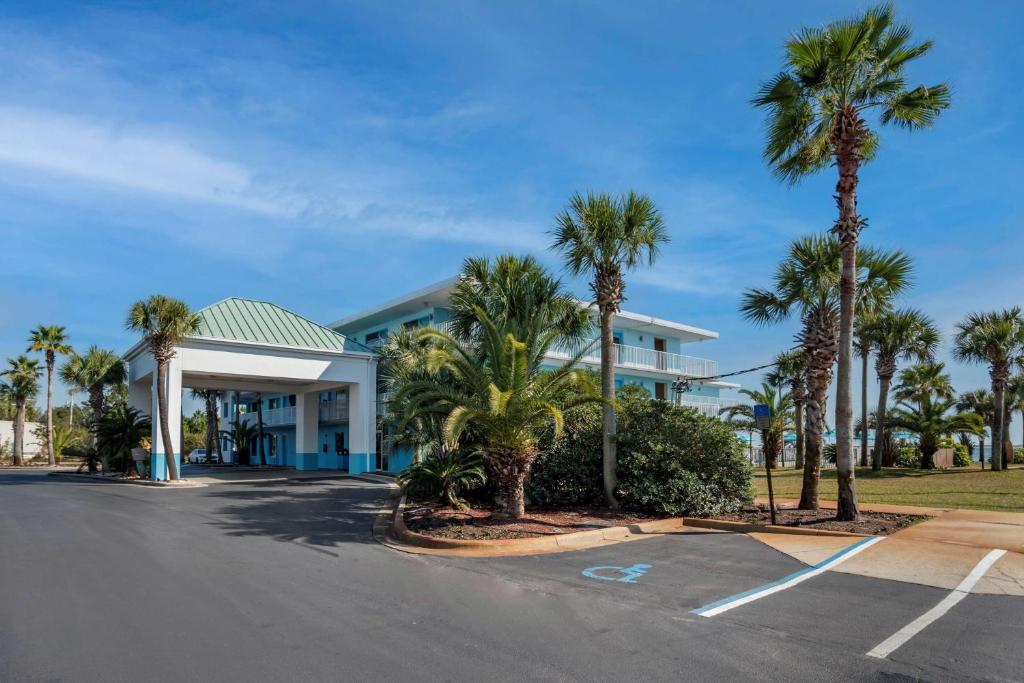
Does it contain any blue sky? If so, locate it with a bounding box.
[1,1,1021,421]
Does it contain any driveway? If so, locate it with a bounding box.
[1,470,1021,682]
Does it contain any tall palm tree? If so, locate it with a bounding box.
[862,309,940,470]
[953,309,1024,472]
[721,383,794,470]
[1000,375,1024,468]
[59,346,127,429]
[956,390,993,469]
[853,314,875,467]
[27,325,72,466]
[190,389,222,463]
[767,350,806,469]
[394,311,601,518]
[449,254,591,354]
[888,396,983,470]
[741,234,910,513]
[753,5,949,518]
[254,392,267,466]
[126,295,201,481]
[0,356,41,466]
[551,191,669,508]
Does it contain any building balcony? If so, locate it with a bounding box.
[677,395,740,418]
[546,340,718,378]
[238,397,350,427]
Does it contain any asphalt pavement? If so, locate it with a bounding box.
[1,469,1020,682]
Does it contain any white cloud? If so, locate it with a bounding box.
[0,106,290,215]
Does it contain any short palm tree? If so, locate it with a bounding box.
[220,418,258,465]
[126,295,201,480]
[894,362,955,408]
[956,389,993,469]
[887,396,983,470]
[551,191,668,508]
[59,346,127,429]
[767,350,806,469]
[741,234,911,514]
[27,325,72,466]
[754,4,949,509]
[953,309,1024,472]
[397,452,486,510]
[95,405,152,475]
[0,356,41,466]
[721,383,794,470]
[449,254,592,356]
[862,309,940,470]
[394,310,602,518]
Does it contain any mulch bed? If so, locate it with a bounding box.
[718,505,928,536]
[405,504,654,540]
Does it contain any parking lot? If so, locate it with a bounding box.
[2,469,1021,682]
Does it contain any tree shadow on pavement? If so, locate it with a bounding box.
[203,480,392,548]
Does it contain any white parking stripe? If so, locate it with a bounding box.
[692,536,884,617]
[866,548,1007,660]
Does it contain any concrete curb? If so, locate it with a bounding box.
[47,472,208,488]
[374,495,872,557]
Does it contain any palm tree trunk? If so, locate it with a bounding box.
[156,359,179,480]
[487,448,534,519]
[873,374,892,471]
[13,399,25,466]
[992,379,1005,472]
[833,108,864,522]
[859,351,869,467]
[45,354,55,466]
[204,394,215,460]
[1002,406,1013,469]
[256,392,266,467]
[979,431,985,470]
[800,384,825,510]
[599,306,618,508]
[794,397,805,470]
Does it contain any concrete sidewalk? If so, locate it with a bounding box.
[752,497,1024,595]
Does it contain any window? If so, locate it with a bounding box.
[269,397,280,410]
[402,319,420,330]
[288,395,296,407]
[655,382,667,401]
[613,331,624,345]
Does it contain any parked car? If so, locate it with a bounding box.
[188,448,220,464]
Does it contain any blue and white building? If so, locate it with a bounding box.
[125,278,738,480]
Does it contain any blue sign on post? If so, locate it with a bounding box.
[753,403,771,430]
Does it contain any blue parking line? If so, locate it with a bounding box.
[691,535,883,617]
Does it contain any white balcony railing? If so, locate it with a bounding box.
[319,397,349,422]
[240,406,296,427]
[546,340,718,379]
[678,395,740,418]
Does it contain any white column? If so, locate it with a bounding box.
[150,355,182,480]
[347,359,377,474]
[295,391,319,471]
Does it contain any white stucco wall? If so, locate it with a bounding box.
[0,420,43,458]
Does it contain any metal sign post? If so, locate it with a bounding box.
[753,404,777,525]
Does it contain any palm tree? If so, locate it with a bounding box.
[954,309,1024,472]
[767,350,806,469]
[957,390,993,469]
[722,383,794,470]
[741,234,910,513]
[27,325,72,466]
[126,295,201,480]
[888,396,983,470]
[95,405,151,475]
[59,346,127,429]
[753,5,949,518]
[1000,375,1024,468]
[220,418,258,465]
[862,309,940,470]
[190,389,222,463]
[449,254,591,353]
[894,362,955,408]
[551,191,668,508]
[0,356,41,466]
[394,311,602,518]
[853,314,875,467]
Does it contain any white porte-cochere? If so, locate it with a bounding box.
[123,298,378,480]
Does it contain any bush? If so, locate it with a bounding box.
[823,443,837,464]
[894,442,920,468]
[397,451,486,509]
[529,390,752,517]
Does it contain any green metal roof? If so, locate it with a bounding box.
[194,298,347,352]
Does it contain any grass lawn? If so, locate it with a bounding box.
[753,465,1024,512]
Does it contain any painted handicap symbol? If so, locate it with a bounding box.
[581,563,652,584]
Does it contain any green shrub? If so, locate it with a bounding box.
[823,443,837,464]
[397,451,486,509]
[529,390,752,517]
[894,442,920,468]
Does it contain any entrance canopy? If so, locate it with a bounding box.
[124,298,378,479]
